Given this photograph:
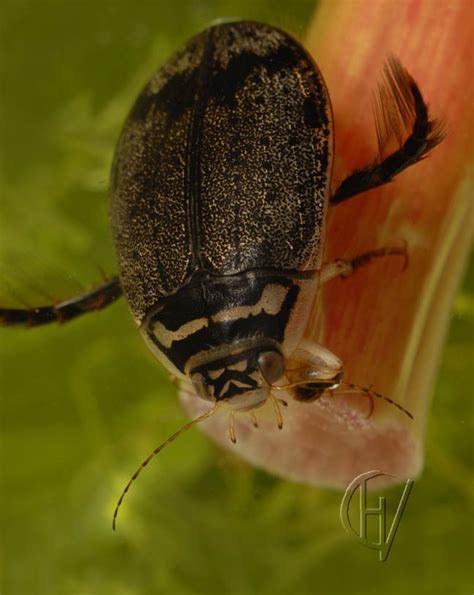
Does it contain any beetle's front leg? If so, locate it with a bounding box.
[283,339,343,401]
[284,340,412,419]
[321,245,407,286]
[331,57,444,206]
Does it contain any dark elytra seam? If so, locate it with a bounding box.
[186,28,214,271]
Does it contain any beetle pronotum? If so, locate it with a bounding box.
[1,21,443,529]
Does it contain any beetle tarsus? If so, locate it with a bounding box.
[0,277,122,327]
[331,56,445,205]
[320,244,408,285]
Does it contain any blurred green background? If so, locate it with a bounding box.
[0,1,472,594]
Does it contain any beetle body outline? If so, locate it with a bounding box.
[110,22,336,411]
[0,21,444,526]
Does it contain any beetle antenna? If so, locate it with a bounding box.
[272,379,412,420]
[337,381,413,420]
[112,403,218,531]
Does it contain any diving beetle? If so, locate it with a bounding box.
[0,21,443,528]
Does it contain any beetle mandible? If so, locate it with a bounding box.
[0,21,443,528]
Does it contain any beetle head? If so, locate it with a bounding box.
[189,343,286,411]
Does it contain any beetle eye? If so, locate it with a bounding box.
[258,350,285,384]
[192,372,211,401]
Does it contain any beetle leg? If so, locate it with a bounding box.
[281,339,343,402]
[321,245,408,285]
[0,276,122,327]
[284,341,413,419]
[331,56,444,205]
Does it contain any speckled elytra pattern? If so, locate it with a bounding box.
[110,21,333,323]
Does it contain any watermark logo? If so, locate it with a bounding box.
[340,470,414,561]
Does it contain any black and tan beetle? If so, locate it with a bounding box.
[1,21,443,528]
